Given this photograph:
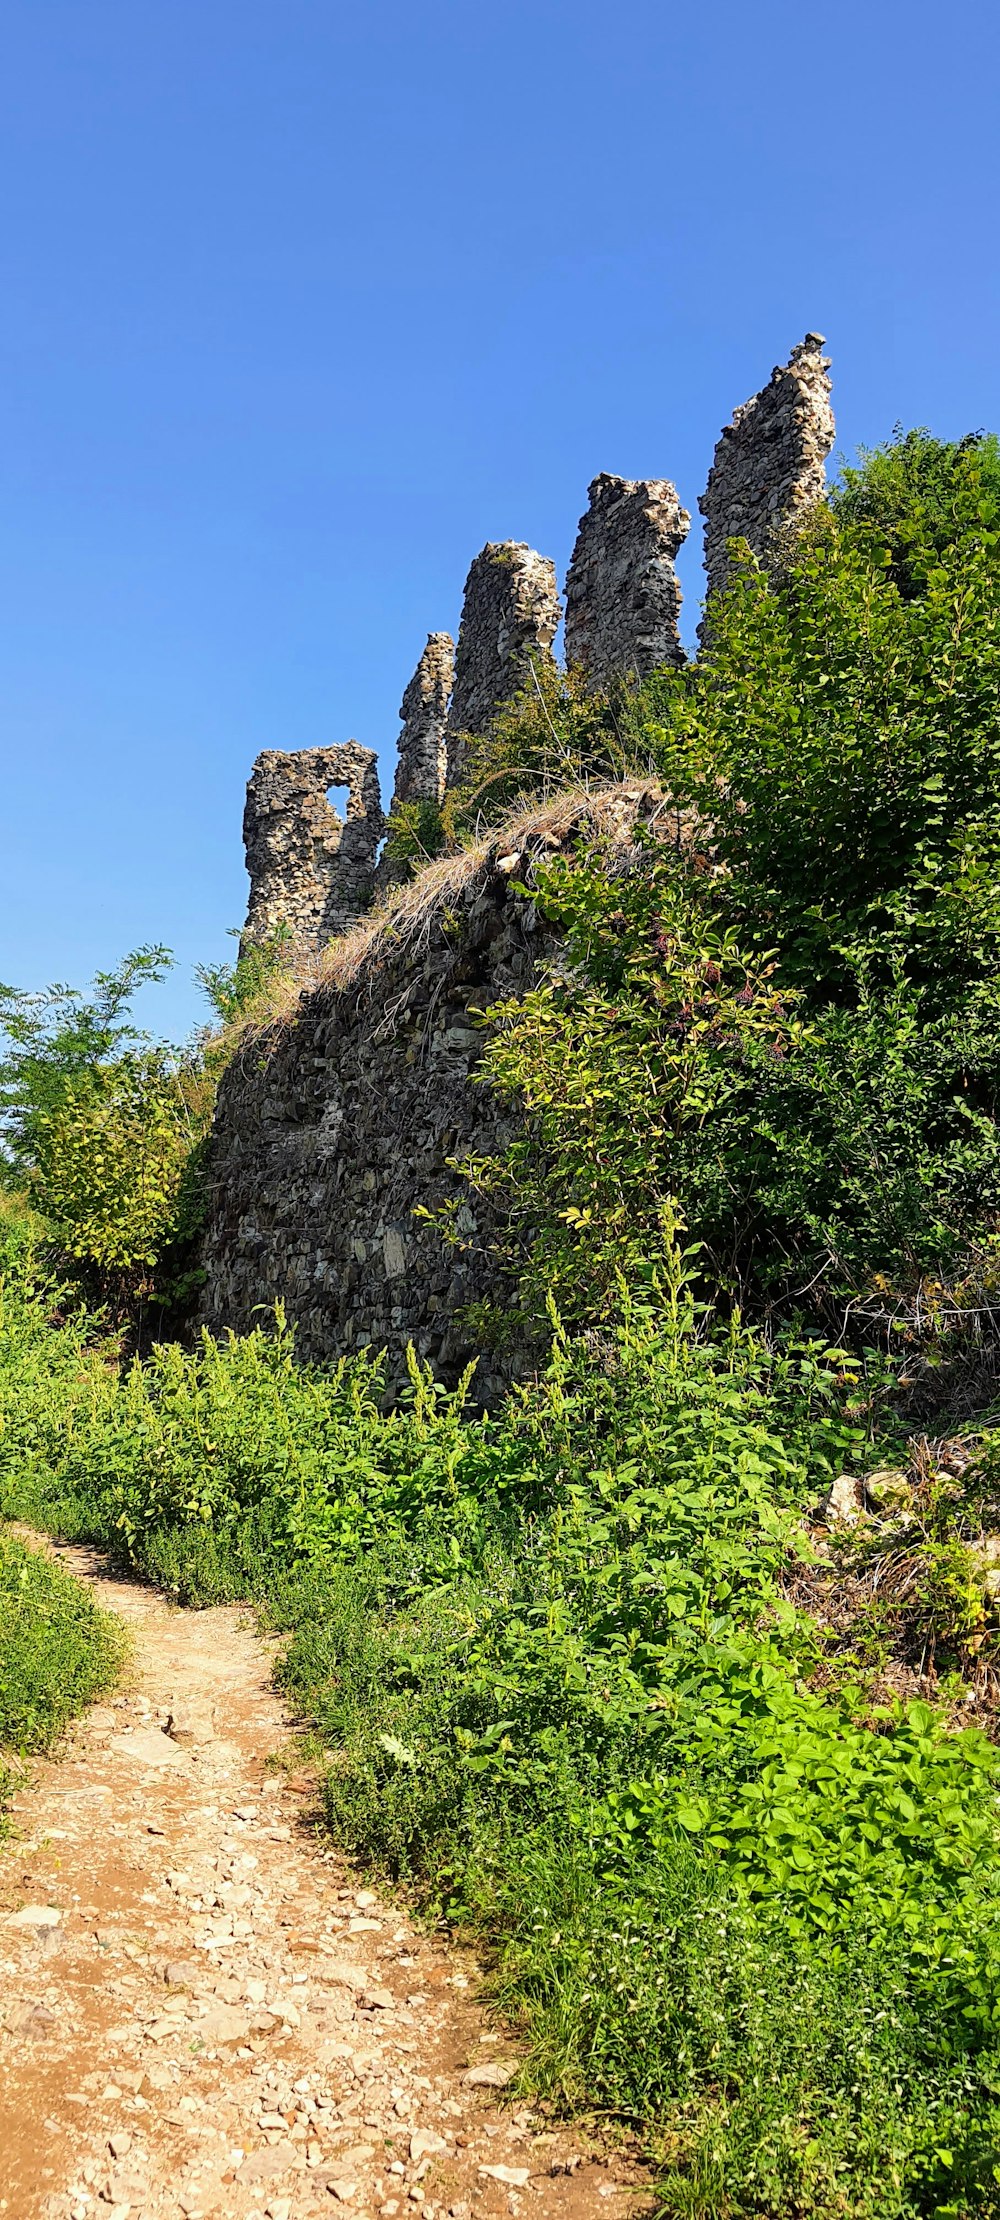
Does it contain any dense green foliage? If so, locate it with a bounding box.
[0,946,211,1301]
[662,435,1000,989]
[0,1534,124,1763]
[0,1207,126,1815]
[4,1225,1000,2213]
[0,1511,125,1818]
[5,430,1000,2213]
[382,796,448,876]
[832,428,1000,601]
[0,931,291,1310]
[454,431,1000,1366]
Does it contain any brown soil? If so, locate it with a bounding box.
[0,1540,649,2220]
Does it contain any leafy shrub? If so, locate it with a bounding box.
[8,1223,1000,2208]
[31,1053,206,1275]
[195,923,295,1028]
[655,432,1000,993]
[0,946,213,1302]
[382,798,447,877]
[454,434,1000,1334]
[0,1532,125,1814]
[832,426,1000,599]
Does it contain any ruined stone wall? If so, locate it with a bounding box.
[564,473,690,683]
[236,333,836,968]
[241,744,384,957]
[202,789,661,1399]
[391,632,454,808]
[699,334,835,609]
[445,543,561,788]
[207,849,553,1402]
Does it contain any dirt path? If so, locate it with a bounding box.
[0,1540,646,2220]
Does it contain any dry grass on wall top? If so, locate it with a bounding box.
[215,777,701,1062]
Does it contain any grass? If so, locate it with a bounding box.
[212,776,694,1057]
[0,1529,126,1819]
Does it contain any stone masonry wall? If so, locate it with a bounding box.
[444,542,561,788]
[563,473,691,683]
[391,632,455,808]
[699,334,835,610]
[202,788,662,1400]
[241,744,385,957]
[210,333,839,1389]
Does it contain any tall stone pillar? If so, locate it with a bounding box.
[445,542,560,788]
[699,334,835,612]
[564,473,690,683]
[391,632,454,809]
[241,744,384,959]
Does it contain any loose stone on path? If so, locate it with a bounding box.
[0,1538,648,2220]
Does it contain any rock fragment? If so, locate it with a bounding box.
[462,2062,515,2088]
[108,1727,187,1769]
[199,2004,252,2046]
[236,2141,301,2181]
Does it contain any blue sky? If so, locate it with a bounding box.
[2,0,998,1040]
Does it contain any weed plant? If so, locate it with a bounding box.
[0,1533,125,1817]
[3,1232,1000,2213]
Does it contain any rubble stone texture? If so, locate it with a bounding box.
[203,789,663,1400]
[445,543,560,787]
[392,631,454,808]
[241,743,384,956]
[563,473,691,683]
[699,333,835,609]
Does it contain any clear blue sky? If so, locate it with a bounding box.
[2,0,998,1040]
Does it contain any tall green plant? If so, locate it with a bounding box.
[654,433,1000,993]
[0,946,213,1300]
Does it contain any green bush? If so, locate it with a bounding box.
[0,1532,125,1814]
[6,1224,1000,2210]
[832,426,1000,599]
[452,433,1000,1330]
[0,946,213,1304]
[657,433,1000,992]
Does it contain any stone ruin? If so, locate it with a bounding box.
[206,787,665,1396]
[215,335,841,1378]
[444,542,561,788]
[564,473,690,683]
[240,742,384,959]
[391,631,455,809]
[699,332,835,609]
[239,334,835,959]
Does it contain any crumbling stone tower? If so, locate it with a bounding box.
[241,743,384,958]
[391,632,454,809]
[564,473,691,684]
[445,542,561,788]
[699,334,834,611]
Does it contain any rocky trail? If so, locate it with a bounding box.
[0,1541,648,2220]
